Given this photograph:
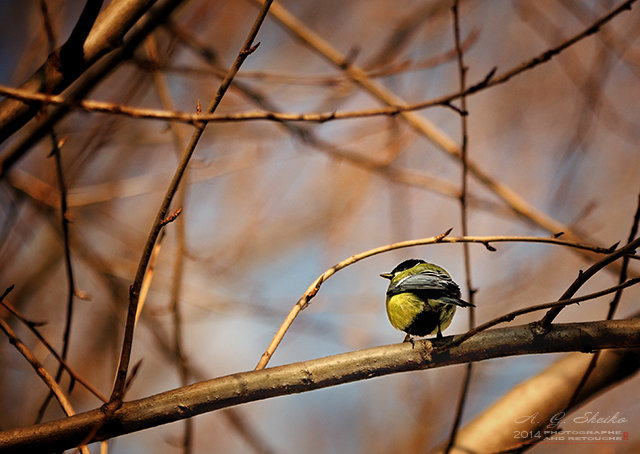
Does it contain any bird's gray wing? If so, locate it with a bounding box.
[388,269,460,296]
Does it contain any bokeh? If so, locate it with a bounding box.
[1,1,639,452]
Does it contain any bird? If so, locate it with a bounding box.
[380,259,474,341]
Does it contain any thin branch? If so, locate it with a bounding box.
[50,149,70,271]
[539,236,640,328]
[160,20,480,84]
[135,229,165,325]
[1,0,634,180]
[451,278,640,348]
[107,0,275,407]
[34,6,79,418]
[476,0,637,96]
[251,0,637,273]
[2,319,639,453]
[38,0,57,56]
[0,83,467,124]
[36,132,80,423]
[254,232,613,370]
[254,228,452,370]
[0,319,81,424]
[159,207,182,227]
[146,33,192,452]
[564,192,640,411]
[0,296,107,402]
[606,193,640,320]
[446,2,473,452]
[0,288,90,454]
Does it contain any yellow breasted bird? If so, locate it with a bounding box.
[380,259,474,341]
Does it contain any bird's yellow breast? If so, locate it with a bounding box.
[386,292,426,331]
[386,292,457,335]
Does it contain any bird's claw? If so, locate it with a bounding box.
[403,333,415,348]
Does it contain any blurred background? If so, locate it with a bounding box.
[1,0,639,452]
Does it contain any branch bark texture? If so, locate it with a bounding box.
[0,0,156,143]
[0,319,638,453]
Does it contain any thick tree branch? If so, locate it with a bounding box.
[0,319,638,453]
[0,0,184,179]
[0,0,154,143]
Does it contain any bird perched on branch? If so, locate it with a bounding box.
[380,259,474,341]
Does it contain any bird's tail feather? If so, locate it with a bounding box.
[441,297,475,308]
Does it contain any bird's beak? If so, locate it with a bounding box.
[379,273,393,280]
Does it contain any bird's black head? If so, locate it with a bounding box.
[390,258,426,274]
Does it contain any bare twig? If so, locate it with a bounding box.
[0,83,468,124]
[108,0,275,407]
[451,278,640,348]
[0,295,107,402]
[159,207,183,227]
[160,26,479,84]
[251,0,637,273]
[606,193,640,319]
[480,0,636,97]
[146,34,193,452]
[446,3,473,452]
[564,192,640,411]
[136,229,166,325]
[38,0,57,56]
[0,287,90,454]
[539,236,640,329]
[254,231,612,369]
[36,132,80,423]
[46,20,75,356]
[0,319,77,417]
[254,228,451,370]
